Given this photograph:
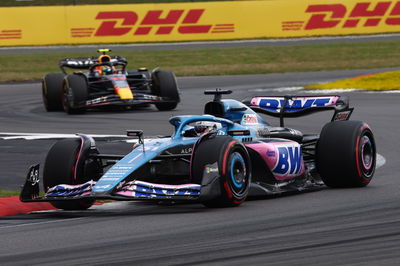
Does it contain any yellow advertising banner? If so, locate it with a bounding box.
[2,0,400,46]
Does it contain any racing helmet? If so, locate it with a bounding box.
[98,54,111,63]
[102,65,113,75]
[194,121,222,134]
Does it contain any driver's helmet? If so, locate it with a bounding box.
[98,54,111,63]
[194,121,222,134]
[102,65,114,75]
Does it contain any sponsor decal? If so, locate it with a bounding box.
[116,180,201,198]
[272,144,303,177]
[241,114,258,125]
[257,128,270,137]
[283,1,400,31]
[144,146,159,152]
[95,184,111,190]
[181,147,193,154]
[134,185,199,196]
[334,110,352,121]
[100,177,121,181]
[267,150,276,157]
[204,162,219,179]
[73,9,234,38]
[205,166,219,174]
[86,96,107,105]
[251,96,338,113]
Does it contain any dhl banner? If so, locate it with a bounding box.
[2,0,400,46]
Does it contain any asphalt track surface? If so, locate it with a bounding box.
[0,69,400,265]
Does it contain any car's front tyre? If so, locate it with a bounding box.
[43,138,102,210]
[42,73,65,111]
[151,70,180,111]
[62,74,88,114]
[191,135,251,207]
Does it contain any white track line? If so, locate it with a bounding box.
[0,132,126,140]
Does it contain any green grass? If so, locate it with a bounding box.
[2,40,400,82]
[0,0,231,7]
[0,190,20,197]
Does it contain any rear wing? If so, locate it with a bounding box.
[243,95,353,127]
[59,56,128,74]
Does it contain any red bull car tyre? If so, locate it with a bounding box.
[42,73,65,111]
[62,74,88,114]
[151,70,180,111]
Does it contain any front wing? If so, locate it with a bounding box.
[81,93,174,109]
[20,165,220,203]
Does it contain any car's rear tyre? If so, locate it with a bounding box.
[317,120,376,188]
[42,73,65,111]
[43,138,101,210]
[151,70,180,111]
[62,75,88,114]
[191,136,251,207]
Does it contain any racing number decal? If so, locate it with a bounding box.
[28,166,40,185]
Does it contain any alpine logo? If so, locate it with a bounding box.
[181,147,193,154]
[272,145,303,177]
[72,9,234,38]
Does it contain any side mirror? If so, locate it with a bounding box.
[127,130,144,144]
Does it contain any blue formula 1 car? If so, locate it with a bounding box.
[20,90,376,209]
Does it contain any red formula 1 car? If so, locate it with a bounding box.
[42,49,180,114]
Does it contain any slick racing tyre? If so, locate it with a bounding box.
[43,138,101,210]
[62,74,88,114]
[191,135,251,207]
[42,73,65,111]
[317,120,376,188]
[151,70,180,111]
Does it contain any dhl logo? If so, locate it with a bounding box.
[282,1,400,31]
[71,9,234,38]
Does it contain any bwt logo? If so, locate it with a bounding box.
[71,9,234,38]
[258,97,336,112]
[282,1,400,31]
[272,146,303,177]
